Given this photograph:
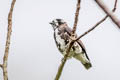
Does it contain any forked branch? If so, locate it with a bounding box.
[55,0,81,80]
[55,0,118,80]
[95,0,120,29]
[76,0,118,41]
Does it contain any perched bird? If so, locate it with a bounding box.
[50,19,92,69]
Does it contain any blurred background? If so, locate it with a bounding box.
[0,0,120,80]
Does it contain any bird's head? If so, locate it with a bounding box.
[49,19,66,30]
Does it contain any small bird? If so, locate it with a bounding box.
[50,19,92,69]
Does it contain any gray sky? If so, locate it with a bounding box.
[0,0,120,80]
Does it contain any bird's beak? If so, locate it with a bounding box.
[49,22,53,25]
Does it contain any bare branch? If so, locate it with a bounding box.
[55,59,66,80]
[112,0,117,12]
[3,0,16,80]
[95,0,120,29]
[55,41,74,80]
[76,0,118,41]
[72,0,81,35]
[55,0,81,79]
[55,0,118,80]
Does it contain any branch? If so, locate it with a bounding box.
[72,0,81,35]
[3,0,16,80]
[95,0,120,29]
[55,41,74,80]
[55,0,81,80]
[76,0,118,41]
[55,0,118,79]
[112,0,117,12]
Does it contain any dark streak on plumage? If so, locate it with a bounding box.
[51,19,92,69]
[61,24,90,61]
[54,32,63,52]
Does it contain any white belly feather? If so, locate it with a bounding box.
[55,29,83,58]
[55,29,66,51]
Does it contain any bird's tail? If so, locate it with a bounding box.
[73,53,92,70]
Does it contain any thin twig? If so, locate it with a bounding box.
[72,0,81,35]
[55,0,81,80]
[76,0,118,41]
[95,0,120,29]
[112,0,117,12]
[2,0,16,80]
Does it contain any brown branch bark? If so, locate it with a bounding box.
[2,0,16,80]
[72,0,81,35]
[55,41,74,80]
[76,0,118,41]
[95,0,120,29]
[55,0,81,80]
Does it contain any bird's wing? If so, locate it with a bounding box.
[64,25,91,60]
[64,25,87,52]
[58,24,90,61]
[77,40,90,60]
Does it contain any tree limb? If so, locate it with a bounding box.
[2,0,16,80]
[95,0,120,29]
[55,0,81,80]
[76,0,118,41]
[72,0,81,35]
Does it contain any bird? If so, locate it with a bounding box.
[50,19,92,69]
